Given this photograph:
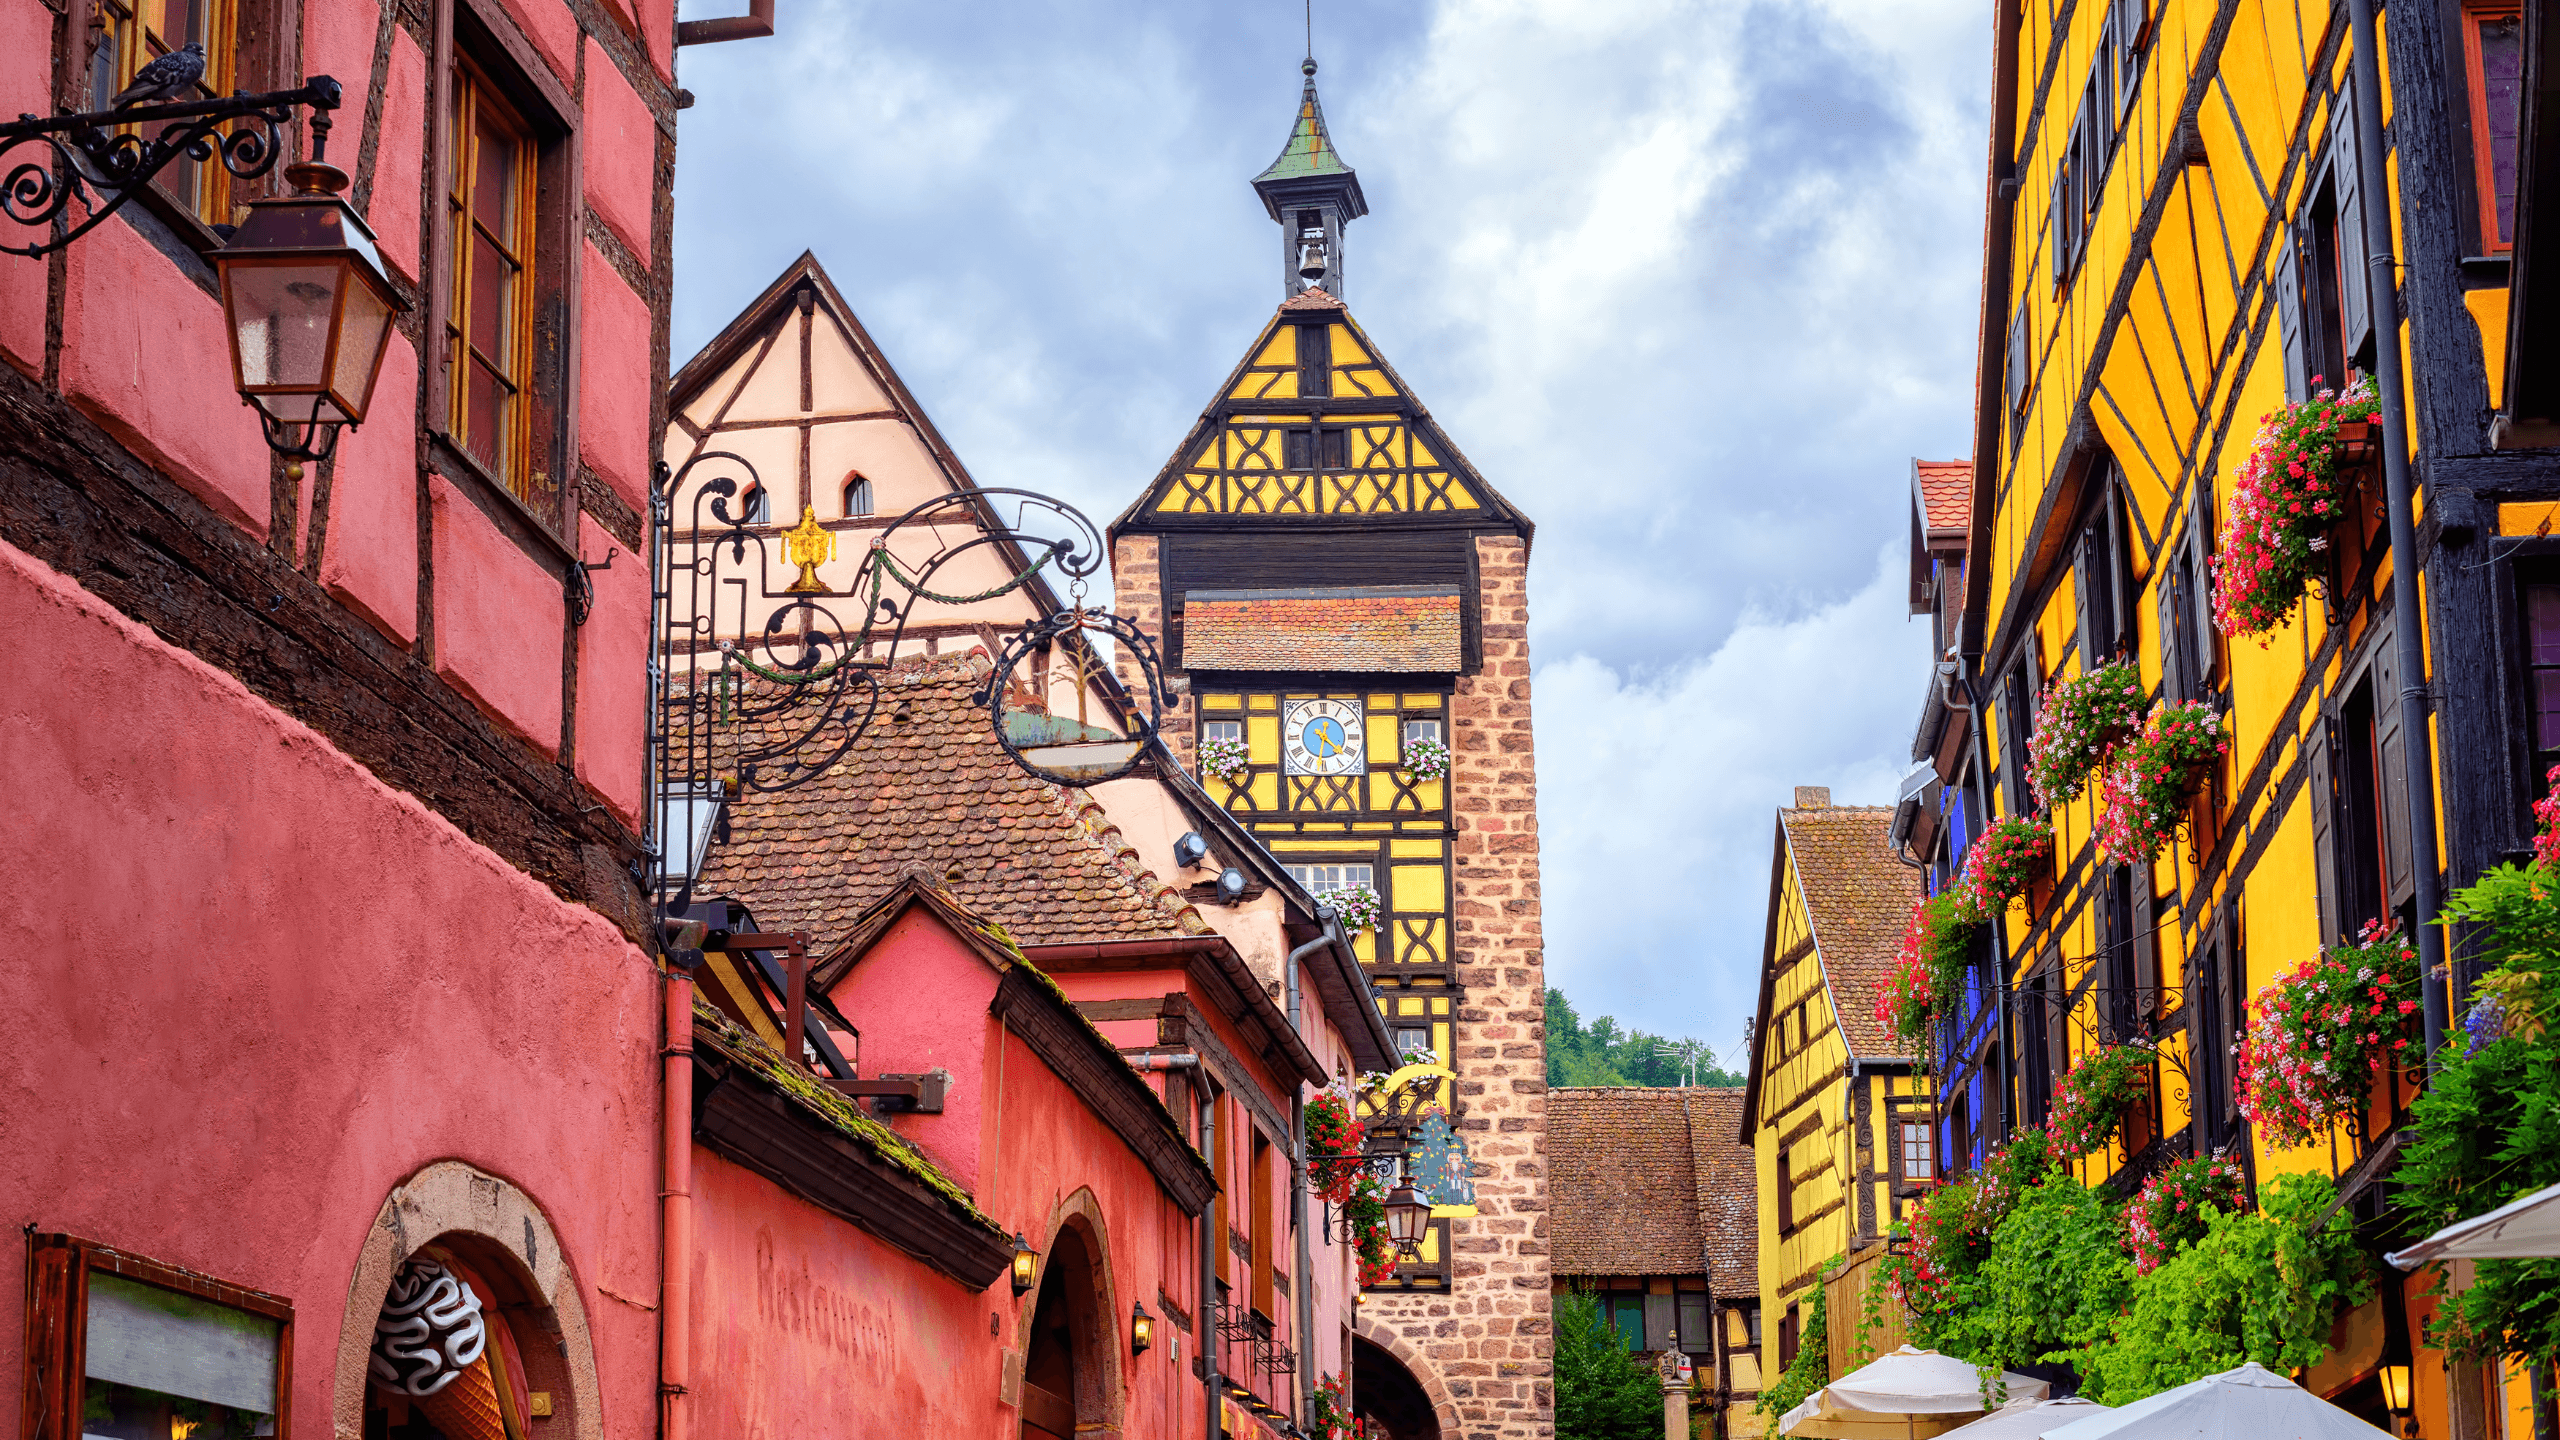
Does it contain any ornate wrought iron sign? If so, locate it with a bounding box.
[649,451,1164,916]
[0,77,341,258]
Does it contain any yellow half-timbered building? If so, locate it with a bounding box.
[1109,60,1552,1440]
[1741,792,1926,1378]
[1924,0,2560,1429]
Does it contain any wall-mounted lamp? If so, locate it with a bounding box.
[1218,867,1249,902]
[1010,1233,1038,1295]
[1173,832,1209,869]
[2380,1363,2413,1417]
[1382,1176,1432,1261]
[215,151,406,477]
[1131,1301,1154,1355]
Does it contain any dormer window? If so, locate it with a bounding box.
[843,473,873,517]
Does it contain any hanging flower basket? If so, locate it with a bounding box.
[1199,735,1251,784]
[2046,1041,2157,1158]
[2124,1154,2249,1274]
[1305,1091,1368,1205]
[2235,921,2422,1148]
[1876,940,1934,1060]
[1401,736,1451,783]
[2027,663,2146,807]
[1346,1173,1398,1286]
[1877,892,1977,1065]
[1951,816,2054,922]
[2094,700,2226,865]
[2212,376,2382,639]
[1329,883,1383,936]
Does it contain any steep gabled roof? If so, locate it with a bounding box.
[696,653,1210,957]
[1686,1088,1758,1299]
[1549,1088,1708,1277]
[1782,803,1920,1058]
[1109,297,1533,544]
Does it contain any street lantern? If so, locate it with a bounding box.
[2378,1363,2413,1416]
[1130,1302,1153,1355]
[1010,1233,1038,1295]
[215,156,404,476]
[1382,1175,1432,1259]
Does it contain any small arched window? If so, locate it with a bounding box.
[843,472,873,517]
[739,485,770,524]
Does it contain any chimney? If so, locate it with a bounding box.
[1793,786,1831,809]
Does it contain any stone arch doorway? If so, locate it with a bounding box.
[332,1162,603,1440]
[1022,1222,1111,1440]
[1353,1332,1448,1440]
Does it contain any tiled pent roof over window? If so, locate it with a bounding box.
[1182,586,1461,673]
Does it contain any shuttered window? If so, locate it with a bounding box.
[2521,578,2560,780]
[446,59,540,499]
[2005,303,2032,441]
[2464,7,2525,252]
[2332,91,2373,363]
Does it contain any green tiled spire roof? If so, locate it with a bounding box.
[1254,61,1354,183]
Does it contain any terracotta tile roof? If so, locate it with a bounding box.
[1549,1087,1709,1277]
[1281,286,1344,312]
[1686,1089,1758,1298]
[695,653,1214,954]
[1781,804,1923,1056]
[1182,587,1461,672]
[1915,459,1971,535]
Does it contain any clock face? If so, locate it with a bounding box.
[1283,699,1365,776]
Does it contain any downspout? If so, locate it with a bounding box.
[2345,0,2451,1066]
[1200,1080,1222,1440]
[1284,916,1338,1429]
[659,927,704,1440]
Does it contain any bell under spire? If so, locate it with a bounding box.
[1251,57,1368,302]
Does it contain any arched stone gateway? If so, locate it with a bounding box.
[333,1161,605,1440]
[1353,1325,1461,1440]
[1021,1191,1121,1440]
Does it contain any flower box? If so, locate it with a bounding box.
[2333,418,2377,466]
[2212,377,2381,638]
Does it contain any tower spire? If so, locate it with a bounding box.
[1251,56,1367,301]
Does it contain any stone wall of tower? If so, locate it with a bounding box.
[1110,534,1196,765]
[1361,534,1552,1440]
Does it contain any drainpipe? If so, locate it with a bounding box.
[1200,1081,1222,1440]
[659,926,704,1440]
[1284,914,1338,1430]
[2345,0,2451,1066]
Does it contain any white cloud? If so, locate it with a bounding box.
[670,0,1987,1057]
[1532,543,1931,1059]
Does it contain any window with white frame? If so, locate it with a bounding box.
[1899,1120,1937,1182]
[1284,863,1372,895]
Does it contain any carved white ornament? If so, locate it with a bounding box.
[368,1257,488,1396]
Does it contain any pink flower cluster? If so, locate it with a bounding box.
[2045,1042,2156,1158]
[2027,663,2147,808]
[2534,763,2560,868]
[1949,816,2055,924]
[2235,920,2421,1147]
[1876,914,1936,1058]
[2212,377,2379,639]
[2125,1155,2248,1274]
[2094,701,2227,865]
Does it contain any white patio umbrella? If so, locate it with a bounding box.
[2041,1362,2392,1440]
[1779,1346,2054,1440]
[2387,1179,2560,1269]
[1955,1398,2117,1440]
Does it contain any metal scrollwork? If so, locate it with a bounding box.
[0,77,339,258]
[650,452,1161,916]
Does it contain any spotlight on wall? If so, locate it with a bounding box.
[1173,832,1210,869]
[1218,867,1249,902]
[1010,1233,1037,1295]
[1131,1301,1154,1355]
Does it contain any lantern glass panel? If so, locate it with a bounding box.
[330,276,396,422]
[231,261,343,402]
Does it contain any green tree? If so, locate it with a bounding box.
[1547,987,1745,1089]
[1554,1290,1665,1440]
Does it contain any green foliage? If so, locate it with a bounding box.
[1554,1290,1666,1440]
[1933,1177,2132,1374]
[2075,1174,2370,1403]
[1754,1266,1833,1422]
[1547,988,1744,1089]
[2390,860,2560,1366]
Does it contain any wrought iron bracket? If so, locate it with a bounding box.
[0,77,342,258]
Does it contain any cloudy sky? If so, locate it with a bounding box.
[670,0,1989,1069]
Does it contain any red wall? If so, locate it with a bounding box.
[699,907,1216,1440]
[0,537,662,1431]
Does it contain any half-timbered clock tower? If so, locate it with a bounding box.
[1110,59,1550,1440]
